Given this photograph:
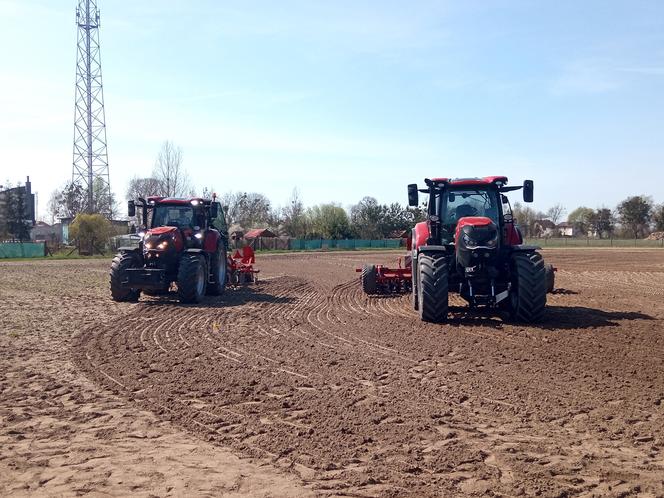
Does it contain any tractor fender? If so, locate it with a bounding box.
[417,245,448,254]
[413,222,429,251]
[203,230,221,253]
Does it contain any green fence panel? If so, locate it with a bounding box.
[304,240,322,250]
[335,240,356,249]
[289,239,305,250]
[524,238,664,248]
[0,242,45,258]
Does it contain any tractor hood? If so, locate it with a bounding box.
[146,226,178,236]
[454,217,494,241]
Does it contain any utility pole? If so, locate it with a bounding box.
[71,0,110,215]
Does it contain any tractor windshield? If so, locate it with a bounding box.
[439,188,499,227]
[151,205,196,229]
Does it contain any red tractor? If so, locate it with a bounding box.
[407,176,554,323]
[110,196,229,303]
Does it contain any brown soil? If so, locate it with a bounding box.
[2,249,664,497]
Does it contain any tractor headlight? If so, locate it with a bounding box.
[194,233,203,240]
[485,236,498,248]
[157,240,169,250]
[462,232,474,246]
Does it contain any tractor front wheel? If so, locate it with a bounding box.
[207,241,228,296]
[361,264,378,294]
[417,253,449,322]
[509,252,547,322]
[110,252,141,302]
[178,254,207,303]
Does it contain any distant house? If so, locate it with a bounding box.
[244,228,277,239]
[533,219,556,238]
[556,222,577,237]
[31,221,63,243]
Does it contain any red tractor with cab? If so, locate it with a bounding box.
[408,176,554,323]
[110,196,229,303]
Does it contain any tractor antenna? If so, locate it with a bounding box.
[71,0,111,215]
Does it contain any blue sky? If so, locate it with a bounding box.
[1,0,663,219]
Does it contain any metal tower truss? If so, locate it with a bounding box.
[72,0,110,215]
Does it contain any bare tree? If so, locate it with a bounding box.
[153,140,193,197]
[281,188,307,238]
[126,176,163,201]
[546,203,566,225]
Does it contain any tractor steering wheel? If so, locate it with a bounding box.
[452,205,478,220]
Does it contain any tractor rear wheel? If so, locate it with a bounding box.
[417,253,449,322]
[361,264,378,294]
[207,241,227,296]
[509,252,547,322]
[110,252,141,302]
[544,263,555,293]
[177,254,207,303]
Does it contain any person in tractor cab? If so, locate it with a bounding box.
[454,203,478,219]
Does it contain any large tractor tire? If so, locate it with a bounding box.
[110,252,141,302]
[544,263,555,293]
[361,264,378,294]
[509,252,547,322]
[177,254,207,304]
[417,253,449,323]
[206,241,228,296]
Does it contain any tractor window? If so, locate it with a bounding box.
[152,205,195,228]
[440,189,499,225]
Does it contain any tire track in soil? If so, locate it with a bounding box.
[73,255,664,497]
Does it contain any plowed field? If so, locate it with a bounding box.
[2,249,664,497]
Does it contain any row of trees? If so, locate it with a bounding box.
[44,140,664,241]
[514,196,664,239]
[215,190,427,239]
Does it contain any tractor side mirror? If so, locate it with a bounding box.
[128,200,136,217]
[523,180,534,203]
[407,184,418,207]
[209,202,219,219]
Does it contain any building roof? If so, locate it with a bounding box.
[244,228,277,238]
[535,219,556,229]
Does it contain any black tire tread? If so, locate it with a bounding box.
[361,265,378,294]
[177,254,207,303]
[207,241,227,296]
[418,254,449,322]
[109,252,141,302]
[544,263,555,294]
[511,252,547,322]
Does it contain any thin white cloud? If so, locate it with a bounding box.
[551,59,621,96]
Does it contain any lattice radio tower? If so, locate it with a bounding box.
[72,0,110,215]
